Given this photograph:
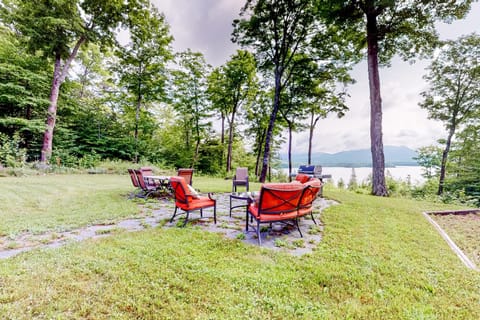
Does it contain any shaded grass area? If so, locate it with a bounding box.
[431,212,480,267]
[0,179,479,318]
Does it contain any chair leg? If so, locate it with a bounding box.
[257,221,262,245]
[295,218,303,238]
[183,211,190,227]
[200,208,203,218]
[170,207,178,223]
[310,213,317,225]
[213,205,217,224]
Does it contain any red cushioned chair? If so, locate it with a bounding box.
[298,178,322,224]
[140,166,154,176]
[169,176,216,226]
[177,168,194,186]
[128,169,145,198]
[295,173,311,184]
[134,169,157,198]
[128,169,140,188]
[246,183,305,245]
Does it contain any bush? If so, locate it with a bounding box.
[0,133,26,168]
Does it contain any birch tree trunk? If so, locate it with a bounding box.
[259,67,281,183]
[40,36,85,164]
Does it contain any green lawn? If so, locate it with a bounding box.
[0,174,479,319]
[0,174,139,236]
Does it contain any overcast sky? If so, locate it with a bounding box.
[152,0,480,154]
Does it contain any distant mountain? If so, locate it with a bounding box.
[280,146,418,168]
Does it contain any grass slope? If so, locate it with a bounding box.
[0,176,479,319]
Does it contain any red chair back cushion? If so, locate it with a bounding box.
[258,183,305,214]
[299,178,322,208]
[295,173,310,183]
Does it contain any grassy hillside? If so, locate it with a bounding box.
[0,175,479,319]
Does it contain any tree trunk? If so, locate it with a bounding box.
[40,37,85,164]
[308,111,320,165]
[288,122,293,182]
[192,120,201,169]
[221,113,226,164]
[226,109,237,173]
[366,13,388,196]
[134,64,142,164]
[40,55,62,164]
[438,127,455,195]
[259,67,282,183]
[221,113,225,145]
[255,129,266,177]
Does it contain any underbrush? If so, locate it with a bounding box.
[335,171,480,208]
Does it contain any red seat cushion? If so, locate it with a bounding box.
[175,197,215,211]
[248,202,298,221]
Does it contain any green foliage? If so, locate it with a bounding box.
[420,33,480,194]
[112,2,173,162]
[420,33,480,124]
[414,145,442,179]
[207,50,258,172]
[0,27,51,160]
[337,178,345,189]
[326,0,473,64]
[233,0,319,182]
[347,168,358,191]
[0,132,26,167]
[170,50,212,168]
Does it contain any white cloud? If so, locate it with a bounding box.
[152,0,242,66]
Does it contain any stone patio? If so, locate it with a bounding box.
[0,193,337,259]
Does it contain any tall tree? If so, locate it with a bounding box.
[4,0,146,164]
[208,50,257,173]
[171,50,211,168]
[114,3,173,162]
[233,0,317,182]
[279,55,312,179]
[281,53,351,176]
[245,88,272,178]
[326,0,473,196]
[207,68,229,152]
[419,33,480,195]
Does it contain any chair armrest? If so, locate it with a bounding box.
[247,192,258,205]
[208,193,216,201]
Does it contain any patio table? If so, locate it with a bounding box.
[143,175,171,195]
[229,191,258,217]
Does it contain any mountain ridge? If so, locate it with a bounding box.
[280,145,418,168]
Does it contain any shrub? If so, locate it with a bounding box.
[0,133,26,168]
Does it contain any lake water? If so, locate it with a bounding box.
[283,166,425,186]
